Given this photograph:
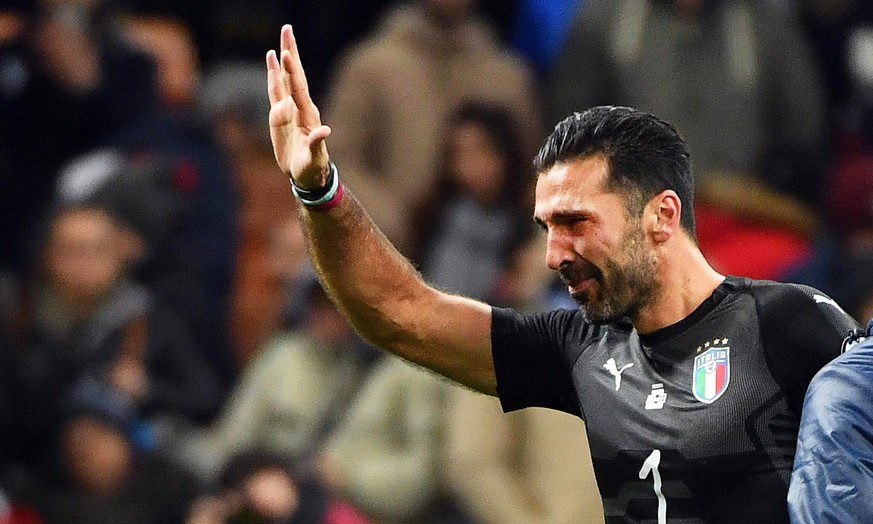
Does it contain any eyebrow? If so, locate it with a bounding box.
[533,210,591,230]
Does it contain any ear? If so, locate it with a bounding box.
[647,190,682,244]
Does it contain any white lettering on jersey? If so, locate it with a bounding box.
[814,294,848,315]
[645,383,667,410]
[604,357,635,391]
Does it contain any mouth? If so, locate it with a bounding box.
[568,276,597,296]
[567,276,597,304]
[559,263,600,298]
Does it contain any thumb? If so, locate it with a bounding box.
[307,125,332,149]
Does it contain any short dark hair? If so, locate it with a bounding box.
[534,106,696,237]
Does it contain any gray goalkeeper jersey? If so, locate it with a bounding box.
[491,276,859,523]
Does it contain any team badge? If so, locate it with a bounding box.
[692,345,730,404]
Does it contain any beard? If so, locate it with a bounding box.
[562,226,659,324]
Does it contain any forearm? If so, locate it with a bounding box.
[301,188,418,336]
[267,26,493,393]
[299,186,496,393]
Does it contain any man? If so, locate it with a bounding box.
[788,319,873,523]
[266,25,859,522]
[325,0,540,255]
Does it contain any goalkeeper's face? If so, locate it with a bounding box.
[535,155,660,324]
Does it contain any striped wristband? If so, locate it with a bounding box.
[290,162,344,211]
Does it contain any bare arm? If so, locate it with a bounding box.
[266,25,496,394]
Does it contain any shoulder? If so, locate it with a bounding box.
[801,333,873,451]
[492,306,582,336]
[254,333,314,368]
[737,277,850,318]
[331,9,419,74]
[727,275,859,350]
[492,306,627,350]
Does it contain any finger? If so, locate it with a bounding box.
[279,25,295,99]
[279,27,320,128]
[307,125,332,149]
[280,25,311,96]
[265,50,285,106]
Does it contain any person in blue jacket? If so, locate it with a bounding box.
[789,318,873,523]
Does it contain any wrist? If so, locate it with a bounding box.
[290,163,332,191]
[290,162,345,211]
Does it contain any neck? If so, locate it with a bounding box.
[633,237,724,334]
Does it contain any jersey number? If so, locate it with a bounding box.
[638,449,667,524]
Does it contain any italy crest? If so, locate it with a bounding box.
[693,345,730,404]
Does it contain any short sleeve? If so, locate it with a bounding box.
[490,307,586,417]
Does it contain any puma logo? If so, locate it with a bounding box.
[604,357,635,391]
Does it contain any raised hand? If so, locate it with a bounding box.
[266,25,332,189]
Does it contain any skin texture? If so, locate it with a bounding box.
[534,156,659,324]
[265,25,725,395]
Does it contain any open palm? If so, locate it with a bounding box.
[266,25,331,188]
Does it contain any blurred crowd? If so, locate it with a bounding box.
[0,0,871,522]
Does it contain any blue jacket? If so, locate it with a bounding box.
[789,319,873,523]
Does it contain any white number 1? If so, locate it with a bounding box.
[638,449,667,524]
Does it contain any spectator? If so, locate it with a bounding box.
[101,11,244,391]
[317,357,464,524]
[177,264,374,484]
[187,449,371,524]
[34,378,201,524]
[325,0,541,255]
[0,0,159,274]
[122,0,402,103]
[2,200,220,472]
[199,63,302,364]
[411,101,534,302]
[445,388,603,523]
[0,2,240,390]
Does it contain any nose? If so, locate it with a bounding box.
[544,228,576,271]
